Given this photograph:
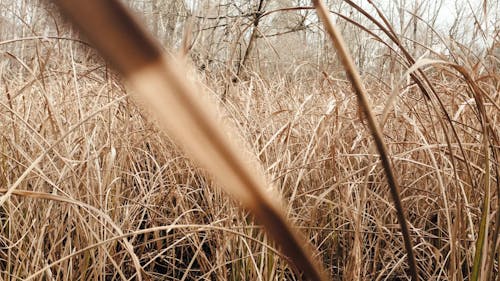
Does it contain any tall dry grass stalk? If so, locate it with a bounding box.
[49,0,327,280]
[311,0,418,280]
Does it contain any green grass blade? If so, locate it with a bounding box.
[471,136,490,281]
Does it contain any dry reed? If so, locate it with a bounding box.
[50,0,327,280]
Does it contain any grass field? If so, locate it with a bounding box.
[0,0,498,280]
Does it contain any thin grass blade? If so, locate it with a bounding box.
[49,0,328,280]
[310,0,419,280]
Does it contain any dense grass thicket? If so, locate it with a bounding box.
[0,0,498,280]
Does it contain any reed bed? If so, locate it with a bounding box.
[0,0,498,280]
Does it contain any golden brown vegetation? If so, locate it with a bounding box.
[0,0,498,280]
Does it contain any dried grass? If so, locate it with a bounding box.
[0,0,498,280]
